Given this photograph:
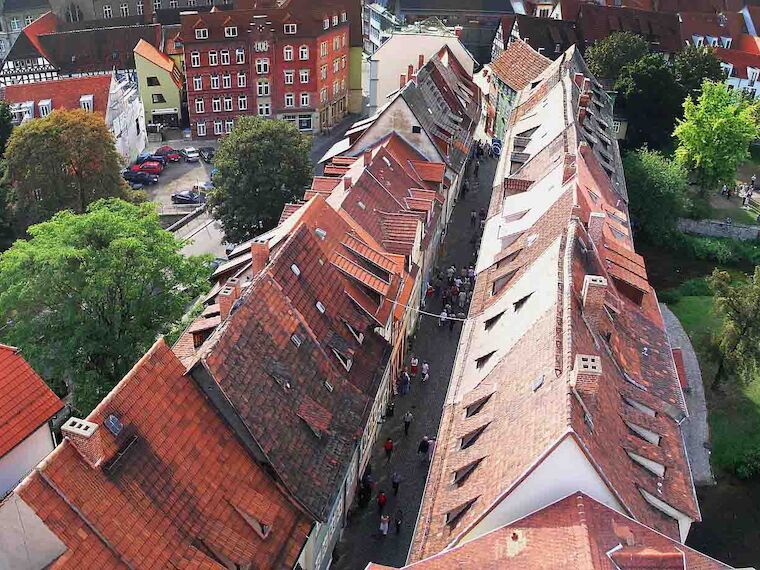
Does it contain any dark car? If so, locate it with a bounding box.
[128,181,144,190]
[135,151,167,166]
[122,169,159,184]
[171,190,206,204]
[154,145,181,162]
[198,146,215,163]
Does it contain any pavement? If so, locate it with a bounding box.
[331,152,497,570]
[660,303,715,486]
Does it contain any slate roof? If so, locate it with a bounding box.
[4,75,112,116]
[15,339,311,568]
[490,38,551,91]
[502,14,581,61]
[375,493,732,569]
[398,0,513,14]
[576,4,682,53]
[0,344,63,459]
[4,11,58,62]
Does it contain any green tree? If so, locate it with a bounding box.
[674,81,760,193]
[0,101,14,156]
[5,108,128,231]
[585,31,649,83]
[708,268,760,390]
[622,148,690,242]
[615,54,684,149]
[209,116,312,243]
[673,45,724,99]
[0,199,210,413]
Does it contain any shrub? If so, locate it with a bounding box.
[659,277,711,303]
[736,447,760,479]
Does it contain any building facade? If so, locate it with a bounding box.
[0,0,50,58]
[362,1,399,54]
[180,5,349,138]
[134,38,183,126]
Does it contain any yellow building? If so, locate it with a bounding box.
[134,39,184,127]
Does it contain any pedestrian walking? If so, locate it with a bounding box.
[418,436,430,461]
[392,471,401,495]
[422,361,429,379]
[470,209,477,227]
[474,160,480,177]
[384,438,394,463]
[446,265,455,280]
[403,410,413,435]
[377,490,387,514]
[462,180,469,197]
[752,174,756,188]
[449,315,455,333]
[400,368,411,395]
[410,355,419,377]
[439,309,448,328]
[458,290,466,308]
[427,438,436,462]
[380,514,390,536]
[479,208,486,222]
[395,509,403,534]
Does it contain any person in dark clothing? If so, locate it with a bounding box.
[449,315,455,332]
[418,436,430,461]
[377,490,387,514]
[391,472,401,495]
[384,438,394,462]
[395,509,403,534]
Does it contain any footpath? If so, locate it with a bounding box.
[331,152,498,570]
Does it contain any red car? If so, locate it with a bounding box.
[155,145,181,162]
[131,161,163,175]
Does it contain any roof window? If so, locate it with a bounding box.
[332,348,352,371]
[492,270,517,296]
[513,292,532,312]
[453,458,484,487]
[224,26,237,38]
[316,301,326,313]
[627,451,666,477]
[623,395,656,417]
[291,333,302,348]
[625,420,661,446]
[475,351,496,369]
[233,506,271,539]
[195,28,208,39]
[315,227,327,240]
[532,373,545,392]
[465,393,492,418]
[324,380,334,392]
[291,263,301,276]
[104,414,123,436]
[445,498,477,527]
[461,424,488,449]
[484,311,504,331]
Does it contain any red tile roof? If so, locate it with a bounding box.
[4,75,112,116]
[0,344,63,458]
[134,38,183,89]
[714,47,760,80]
[16,339,311,568]
[678,11,745,45]
[21,12,58,62]
[577,4,683,53]
[490,39,551,91]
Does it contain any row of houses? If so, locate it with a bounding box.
[0,41,481,570]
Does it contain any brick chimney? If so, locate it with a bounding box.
[250,239,269,274]
[573,354,603,413]
[400,73,406,89]
[218,284,240,320]
[581,275,608,336]
[573,72,585,88]
[226,276,241,299]
[62,417,104,468]
[418,53,424,70]
[587,212,606,246]
[407,64,414,82]
[582,77,592,94]
[578,107,587,126]
[579,92,590,108]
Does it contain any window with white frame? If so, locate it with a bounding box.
[236,48,245,63]
[333,58,339,73]
[38,99,51,117]
[193,76,202,90]
[332,15,338,26]
[341,11,346,22]
[80,94,93,112]
[9,18,19,31]
[750,68,760,83]
[103,5,112,18]
[612,120,621,134]
[209,51,218,65]
[225,26,237,37]
[170,0,177,7]
[298,114,312,131]
[340,78,345,91]
[258,102,271,116]
[722,36,732,48]
[284,46,293,61]
[212,97,221,112]
[341,55,346,69]
[300,69,309,83]
[120,3,129,16]
[285,92,294,107]
[154,0,160,7]
[320,41,327,57]
[299,45,308,60]
[255,58,269,74]
[197,121,206,136]
[238,94,247,110]
[300,92,309,107]
[694,35,704,47]
[323,18,329,29]
[188,0,195,5]
[137,0,143,14]
[210,74,219,89]
[190,51,200,67]
[24,15,33,26]
[254,41,268,51]
[195,98,205,113]
[214,120,223,134]
[320,87,327,102]
[320,64,327,80]
[257,80,270,96]
[221,50,230,64]
[284,23,297,34]
[222,73,231,88]
[237,72,246,87]
[224,96,232,111]
[225,119,234,132]
[333,37,340,51]
[333,81,339,96]
[285,70,294,84]
[195,27,208,40]
[342,33,346,47]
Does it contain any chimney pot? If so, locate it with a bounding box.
[578,107,587,126]
[581,275,608,336]
[62,417,104,468]
[579,93,590,108]
[582,77,592,93]
[218,286,237,320]
[573,353,602,413]
[407,63,414,80]
[418,53,424,70]
[400,73,406,89]
[574,72,584,88]
[250,239,269,275]
[588,212,606,246]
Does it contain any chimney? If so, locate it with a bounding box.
[250,239,269,274]
[62,417,104,468]
[573,354,603,413]
[579,92,590,108]
[587,211,605,246]
[578,107,587,126]
[218,286,236,320]
[573,72,585,88]
[407,64,414,82]
[225,276,241,299]
[418,53,424,70]
[454,25,462,38]
[400,73,406,88]
[582,77,592,94]
[581,275,608,336]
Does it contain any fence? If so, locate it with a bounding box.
[677,218,760,241]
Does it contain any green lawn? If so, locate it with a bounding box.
[670,295,760,476]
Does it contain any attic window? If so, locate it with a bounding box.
[357,201,366,210]
[453,458,484,487]
[445,498,477,527]
[496,248,522,269]
[104,414,123,436]
[315,227,327,240]
[484,311,504,331]
[195,28,208,39]
[324,380,334,392]
[627,451,666,477]
[475,351,496,369]
[333,348,353,371]
[625,421,661,446]
[291,333,302,348]
[532,373,545,392]
[224,26,237,37]
[291,263,301,276]
[503,210,528,223]
[345,321,364,344]
[412,125,422,133]
[623,396,656,418]
[465,393,492,418]
[513,292,532,312]
[316,301,326,313]
[461,424,488,449]
[492,270,517,296]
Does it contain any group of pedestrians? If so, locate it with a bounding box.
[395,355,429,395]
[430,263,476,333]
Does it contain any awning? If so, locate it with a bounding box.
[152,108,179,116]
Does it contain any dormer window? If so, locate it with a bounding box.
[445,498,477,527]
[316,301,326,314]
[79,94,93,112]
[195,28,208,40]
[37,99,51,117]
[341,11,347,22]
[332,14,338,26]
[721,36,732,48]
[224,26,237,37]
[461,424,488,449]
[332,348,352,371]
[323,18,330,29]
[475,351,495,369]
[627,450,666,477]
[284,23,297,34]
[465,394,492,418]
[345,321,364,344]
[453,458,484,487]
[694,35,704,47]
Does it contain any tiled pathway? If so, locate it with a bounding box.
[331,152,498,570]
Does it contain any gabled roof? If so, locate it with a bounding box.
[502,15,581,61]
[490,38,550,91]
[15,339,311,568]
[577,4,682,53]
[714,46,760,79]
[679,11,745,45]
[4,75,112,116]
[4,11,58,62]
[0,344,63,458]
[134,39,183,88]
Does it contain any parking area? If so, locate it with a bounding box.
[136,143,216,209]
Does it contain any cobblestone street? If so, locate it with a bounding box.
[331,150,498,570]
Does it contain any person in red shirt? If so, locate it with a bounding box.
[384,438,394,463]
[377,490,387,514]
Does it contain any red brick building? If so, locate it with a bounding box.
[179,0,350,138]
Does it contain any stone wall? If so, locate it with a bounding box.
[677,218,760,241]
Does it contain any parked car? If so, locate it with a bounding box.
[154,145,182,162]
[135,151,167,166]
[128,181,144,190]
[171,189,207,204]
[130,161,163,175]
[122,169,159,184]
[180,147,201,162]
[199,147,215,163]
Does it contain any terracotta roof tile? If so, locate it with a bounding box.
[577,4,682,53]
[4,75,112,116]
[490,39,551,91]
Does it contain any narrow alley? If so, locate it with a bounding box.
[331,150,498,570]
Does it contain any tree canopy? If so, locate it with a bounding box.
[0,199,210,413]
[5,108,128,231]
[622,148,691,242]
[614,53,684,149]
[585,32,649,83]
[209,116,312,243]
[0,101,13,157]
[674,81,760,192]
[673,45,724,99]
